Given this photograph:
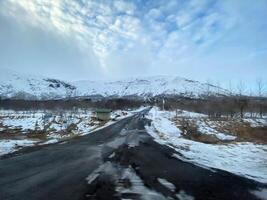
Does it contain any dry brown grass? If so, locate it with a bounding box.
[173,116,267,144]
[26,130,47,140]
[173,117,222,144]
[208,119,267,144]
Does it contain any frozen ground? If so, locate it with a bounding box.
[0,139,37,155]
[244,118,267,127]
[0,107,144,156]
[146,107,267,184]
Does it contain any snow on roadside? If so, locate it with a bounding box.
[148,107,181,138]
[196,121,236,141]
[148,107,236,141]
[0,139,37,156]
[157,178,176,192]
[146,107,267,184]
[41,139,59,145]
[0,107,146,156]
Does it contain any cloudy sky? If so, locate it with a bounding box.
[0,0,266,88]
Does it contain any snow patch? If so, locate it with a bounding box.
[0,139,37,156]
[244,118,267,128]
[157,178,176,192]
[86,173,100,185]
[42,139,59,145]
[176,190,195,200]
[146,107,267,183]
[86,162,168,200]
[197,121,236,141]
[147,107,181,138]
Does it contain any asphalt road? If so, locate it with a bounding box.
[0,109,266,200]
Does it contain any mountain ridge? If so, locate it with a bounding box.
[0,70,229,100]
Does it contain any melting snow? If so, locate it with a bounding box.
[197,121,236,141]
[0,139,37,156]
[149,107,181,138]
[42,139,59,145]
[146,107,267,183]
[244,118,267,128]
[86,162,168,200]
[157,178,176,192]
[176,190,195,200]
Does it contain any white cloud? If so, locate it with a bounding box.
[0,0,266,83]
[1,0,230,67]
[1,0,142,69]
[113,0,136,15]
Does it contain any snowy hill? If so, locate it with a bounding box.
[73,76,229,98]
[0,70,228,100]
[0,69,76,100]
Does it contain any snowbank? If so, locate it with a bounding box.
[146,107,267,183]
[147,107,181,138]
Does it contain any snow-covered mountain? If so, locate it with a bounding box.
[0,69,76,100]
[73,76,228,98]
[0,70,228,100]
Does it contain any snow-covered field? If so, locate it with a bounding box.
[146,107,267,183]
[0,108,142,156]
[0,109,96,134]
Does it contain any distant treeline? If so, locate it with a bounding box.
[1,95,267,118]
[158,95,267,118]
[0,98,144,111]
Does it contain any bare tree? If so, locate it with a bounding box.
[257,78,264,118]
[236,81,248,119]
[248,88,254,118]
[228,80,233,96]
[237,80,246,96]
[257,78,264,97]
[205,79,212,97]
[216,81,221,95]
[224,80,235,118]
